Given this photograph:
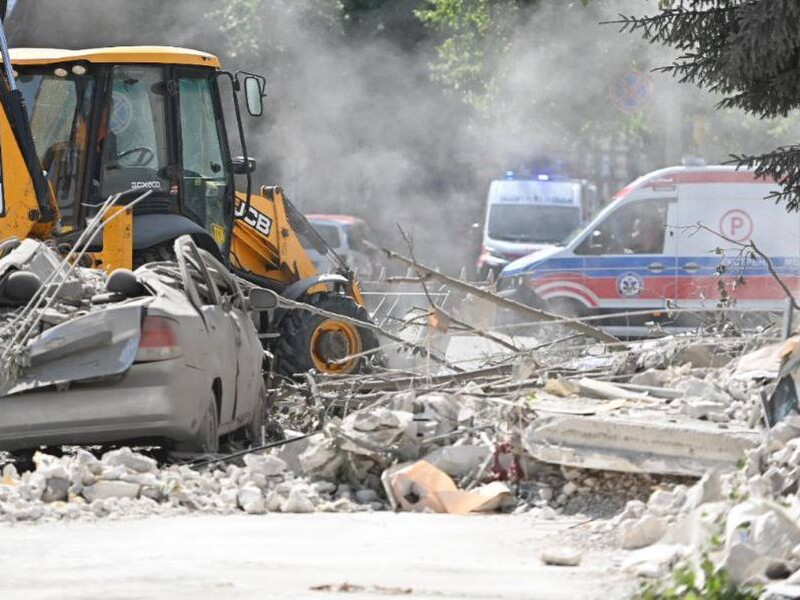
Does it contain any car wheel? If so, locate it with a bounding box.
[177,398,219,453]
[273,292,383,377]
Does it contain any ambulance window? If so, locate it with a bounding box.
[576,200,669,255]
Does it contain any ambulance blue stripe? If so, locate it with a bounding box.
[502,255,800,279]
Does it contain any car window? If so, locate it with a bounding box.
[575,200,669,256]
[348,224,365,251]
[312,223,342,248]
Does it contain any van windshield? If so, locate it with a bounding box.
[488,205,581,243]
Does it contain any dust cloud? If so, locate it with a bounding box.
[8,0,800,273]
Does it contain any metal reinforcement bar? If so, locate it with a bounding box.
[381,248,622,346]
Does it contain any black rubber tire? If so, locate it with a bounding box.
[273,292,382,377]
[176,399,219,453]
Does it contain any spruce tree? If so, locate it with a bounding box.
[617,0,800,209]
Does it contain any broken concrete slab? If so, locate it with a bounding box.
[523,413,759,477]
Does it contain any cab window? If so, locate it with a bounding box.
[178,71,231,250]
[18,71,94,229]
[576,200,669,255]
[98,66,172,201]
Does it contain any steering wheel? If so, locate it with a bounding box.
[116,146,155,167]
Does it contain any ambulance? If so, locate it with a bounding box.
[476,174,596,279]
[498,165,800,337]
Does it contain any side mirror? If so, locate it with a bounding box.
[244,76,266,117]
[248,287,279,311]
[232,156,257,175]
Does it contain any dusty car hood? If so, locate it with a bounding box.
[1,304,144,397]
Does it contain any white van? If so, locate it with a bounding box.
[499,166,800,336]
[477,176,594,278]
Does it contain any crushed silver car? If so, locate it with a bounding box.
[0,235,270,452]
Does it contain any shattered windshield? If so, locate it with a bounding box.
[18,71,94,230]
[488,204,581,243]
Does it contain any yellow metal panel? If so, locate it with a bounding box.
[230,189,318,284]
[0,99,53,240]
[9,47,220,69]
[98,206,133,272]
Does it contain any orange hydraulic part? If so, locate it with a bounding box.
[230,186,318,285]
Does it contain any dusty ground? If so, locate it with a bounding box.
[0,512,636,600]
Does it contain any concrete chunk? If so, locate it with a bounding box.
[540,547,583,567]
[619,515,667,549]
[523,414,759,477]
[82,481,140,502]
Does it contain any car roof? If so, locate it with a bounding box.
[9,46,221,69]
[307,214,365,226]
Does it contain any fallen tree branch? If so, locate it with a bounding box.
[381,248,623,346]
[690,223,800,311]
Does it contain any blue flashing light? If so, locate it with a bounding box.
[537,174,550,181]
[505,171,515,180]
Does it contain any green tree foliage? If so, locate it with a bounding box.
[617,1,800,209]
[208,0,342,65]
[415,0,539,111]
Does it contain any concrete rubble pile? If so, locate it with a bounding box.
[3,320,785,527]
[567,335,800,596]
[0,446,384,522]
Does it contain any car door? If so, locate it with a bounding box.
[575,198,677,330]
[177,241,239,429]
[206,257,263,427]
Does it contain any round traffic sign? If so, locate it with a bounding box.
[610,71,653,114]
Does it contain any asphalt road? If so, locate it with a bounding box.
[0,512,636,600]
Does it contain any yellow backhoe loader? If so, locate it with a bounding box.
[0,8,379,376]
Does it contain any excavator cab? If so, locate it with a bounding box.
[11,49,258,262]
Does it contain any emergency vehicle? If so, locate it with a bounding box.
[499,165,800,337]
[476,173,598,278]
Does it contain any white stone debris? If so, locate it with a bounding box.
[540,547,583,567]
[0,446,378,523]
